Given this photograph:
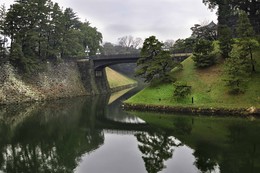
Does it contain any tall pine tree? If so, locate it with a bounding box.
[236,10,259,72]
[136,36,179,83]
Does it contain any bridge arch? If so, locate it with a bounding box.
[89,54,140,71]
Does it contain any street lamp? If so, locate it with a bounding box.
[96,48,101,56]
[85,45,90,57]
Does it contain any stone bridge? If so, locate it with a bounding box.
[89,54,140,70]
[77,53,191,94]
[89,53,191,71]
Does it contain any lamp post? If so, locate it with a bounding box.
[85,45,90,57]
[96,48,101,56]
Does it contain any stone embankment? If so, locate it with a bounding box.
[0,61,88,105]
[123,103,260,116]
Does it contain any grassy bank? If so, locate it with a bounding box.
[125,51,260,112]
[105,67,137,91]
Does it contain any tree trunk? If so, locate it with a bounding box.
[249,49,255,72]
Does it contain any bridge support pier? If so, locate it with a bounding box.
[77,59,110,95]
[94,68,110,94]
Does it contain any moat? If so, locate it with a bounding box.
[0,87,259,173]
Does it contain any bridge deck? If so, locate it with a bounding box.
[89,53,192,70]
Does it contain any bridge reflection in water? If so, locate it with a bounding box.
[0,87,151,173]
[0,87,259,173]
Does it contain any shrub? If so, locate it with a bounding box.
[173,81,192,100]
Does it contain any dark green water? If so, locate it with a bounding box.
[0,88,259,173]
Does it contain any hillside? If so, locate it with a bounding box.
[105,67,137,91]
[125,50,260,111]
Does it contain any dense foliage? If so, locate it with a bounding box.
[223,51,251,94]
[1,0,102,73]
[172,38,194,53]
[192,39,216,68]
[218,25,233,58]
[173,81,192,100]
[203,0,260,35]
[136,36,180,83]
[223,11,259,93]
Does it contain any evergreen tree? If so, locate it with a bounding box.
[203,0,260,34]
[223,11,259,94]
[236,10,259,72]
[60,7,82,58]
[192,39,216,68]
[135,36,179,83]
[4,0,103,72]
[47,2,64,60]
[5,2,38,73]
[80,22,102,56]
[218,25,233,58]
[223,49,251,94]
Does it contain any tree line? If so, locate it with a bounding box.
[0,0,102,74]
[101,35,142,55]
[203,0,260,35]
[136,1,260,96]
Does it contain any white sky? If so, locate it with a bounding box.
[2,0,217,44]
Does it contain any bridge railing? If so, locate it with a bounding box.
[172,53,192,57]
[103,129,143,135]
[90,53,141,59]
[90,52,192,60]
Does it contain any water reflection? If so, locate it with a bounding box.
[193,141,219,173]
[106,87,145,124]
[131,111,260,173]
[220,122,260,173]
[136,131,182,173]
[0,88,259,173]
[0,97,104,173]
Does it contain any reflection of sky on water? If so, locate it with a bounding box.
[161,145,220,173]
[75,134,146,173]
[162,145,199,173]
[75,132,219,173]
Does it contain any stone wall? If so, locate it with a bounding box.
[0,61,92,105]
[76,59,99,95]
[77,59,111,95]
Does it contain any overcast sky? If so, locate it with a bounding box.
[2,0,217,44]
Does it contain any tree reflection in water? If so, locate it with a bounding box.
[0,97,104,173]
[220,122,260,173]
[135,131,182,173]
[193,141,218,173]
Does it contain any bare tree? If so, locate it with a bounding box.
[132,37,143,48]
[163,39,175,50]
[118,35,143,49]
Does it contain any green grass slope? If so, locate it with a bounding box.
[106,67,137,89]
[126,51,260,109]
